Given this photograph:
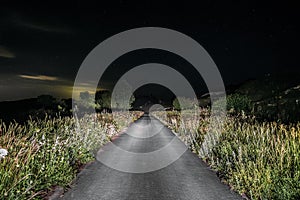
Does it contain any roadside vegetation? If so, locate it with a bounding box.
[153,94,300,199]
[0,112,142,199]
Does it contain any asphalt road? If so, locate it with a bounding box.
[61,114,242,200]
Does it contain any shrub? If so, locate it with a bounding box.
[0,111,143,199]
[172,97,198,111]
[214,94,252,114]
[154,109,300,199]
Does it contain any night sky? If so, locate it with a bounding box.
[0,0,299,101]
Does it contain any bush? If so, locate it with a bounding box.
[172,97,198,111]
[213,94,252,114]
[0,111,143,199]
[154,110,300,199]
[0,115,106,199]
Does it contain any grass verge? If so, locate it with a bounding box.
[0,111,143,199]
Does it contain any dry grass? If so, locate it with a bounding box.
[0,111,143,199]
[154,109,300,199]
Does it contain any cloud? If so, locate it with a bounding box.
[18,21,71,34]
[0,46,15,58]
[10,14,72,34]
[19,74,58,81]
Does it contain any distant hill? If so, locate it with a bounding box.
[234,73,300,122]
[0,98,39,123]
[0,96,72,124]
[236,73,300,101]
[198,72,300,122]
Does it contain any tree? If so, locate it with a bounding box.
[214,94,253,114]
[111,80,135,110]
[226,94,252,113]
[172,97,198,110]
[78,91,96,111]
[95,90,111,112]
[37,95,55,109]
[173,98,180,110]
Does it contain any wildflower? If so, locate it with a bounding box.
[0,148,8,159]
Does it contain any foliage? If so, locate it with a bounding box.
[172,98,180,110]
[111,80,135,110]
[172,97,198,111]
[154,110,300,199]
[226,94,253,113]
[213,94,252,114]
[253,95,300,123]
[78,91,96,111]
[95,86,136,112]
[37,95,56,109]
[234,74,300,122]
[95,90,111,112]
[0,111,143,199]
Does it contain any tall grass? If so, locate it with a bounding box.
[0,111,143,199]
[154,110,300,199]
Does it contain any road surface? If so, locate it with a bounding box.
[61,114,242,200]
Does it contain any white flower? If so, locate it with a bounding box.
[0,148,8,159]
